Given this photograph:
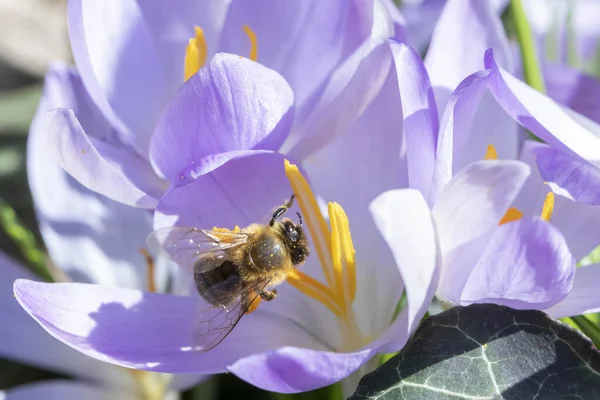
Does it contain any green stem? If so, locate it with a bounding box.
[0,198,53,282]
[510,0,546,94]
[570,315,600,348]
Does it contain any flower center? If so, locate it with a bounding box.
[484,144,555,223]
[184,24,258,81]
[284,160,365,351]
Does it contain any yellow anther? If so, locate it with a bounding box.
[242,25,258,61]
[285,160,334,289]
[286,268,342,316]
[499,207,523,225]
[184,26,207,81]
[330,203,357,306]
[484,144,498,160]
[284,160,357,318]
[541,192,555,221]
[139,248,157,293]
[245,296,261,314]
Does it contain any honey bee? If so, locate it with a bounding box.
[147,195,309,351]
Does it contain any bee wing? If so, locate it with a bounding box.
[191,277,271,352]
[146,226,248,274]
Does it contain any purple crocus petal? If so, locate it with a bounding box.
[380,0,410,43]
[544,63,600,124]
[150,53,294,181]
[514,141,600,260]
[136,0,231,94]
[485,49,600,166]
[433,160,530,302]
[545,264,600,318]
[532,143,600,205]
[286,40,393,160]
[400,0,446,52]
[459,218,575,310]
[219,0,367,114]
[14,279,371,392]
[424,0,519,182]
[390,40,438,200]
[369,189,439,353]
[430,70,490,203]
[2,380,132,400]
[155,151,294,230]
[68,0,168,154]
[302,67,408,341]
[0,253,132,387]
[44,108,160,209]
[33,63,165,208]
[425,0,512,109]
[30,110,160,288]
[228,347,374,394]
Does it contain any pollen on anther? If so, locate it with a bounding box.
[484,144,498,160]
[541,192,555,221]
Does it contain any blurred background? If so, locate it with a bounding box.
[1,0,600,399]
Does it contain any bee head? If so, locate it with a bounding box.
[280,216,310,265]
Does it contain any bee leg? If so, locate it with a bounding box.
[260,289,277,301]
[270,195,295,226]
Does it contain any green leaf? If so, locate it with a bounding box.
[350,304,600,399]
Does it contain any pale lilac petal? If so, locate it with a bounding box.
[282,40,392,159]
[136,0,231,94]
[3,381,132,400]
[68,0,168,153]
[150,53,294,181]
[433,160,530,302]
[430,70,490,202]
[544,63,600,124]
[29,66,167,288]
[370,189,439,353]
[390,40,438,200]
[13,278,370,392]
[219,0,368,113]
[459,218,575,310]
[155,151,294,230]
[380,0,410,43]
[228,347,374,394]
[32,63,166,204]
[284,3,394,159]
[302,67,408,341]
[400,0,446,52]
[513,141,600,261]
[0,253,132,387]
[485,49,600,167]
[425,0,512,110]
[532,144,600,205]
[44,108,159,208]
[545,264,600,318]
[426,0,519,194]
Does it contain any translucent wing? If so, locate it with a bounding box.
[191,277,271,351]
[146,226,248,274]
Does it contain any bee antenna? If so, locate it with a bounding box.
[286,194,295,208]
[296,212,303,227]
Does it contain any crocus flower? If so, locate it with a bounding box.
[0,60,202,399]
[14,37,448,393]
[372,159,575,312]
[381,0,600,317]
[47,0,401,209]
[14,160,439,394]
